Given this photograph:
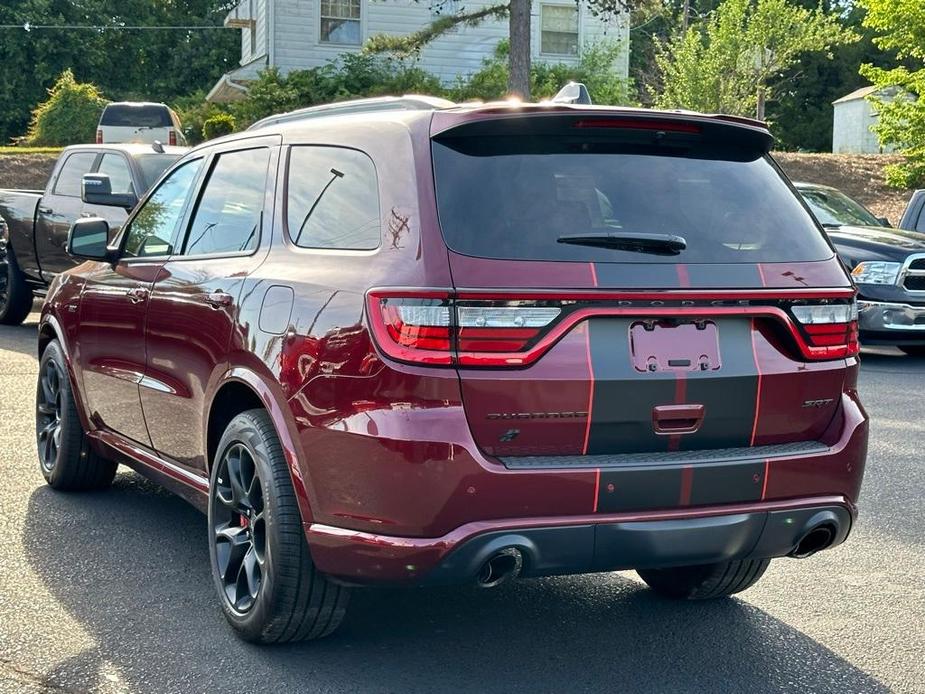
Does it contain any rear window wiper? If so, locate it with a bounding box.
[557,232,687,256]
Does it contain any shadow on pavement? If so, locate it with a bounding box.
[0,314,40,359]
[23,472,887,694]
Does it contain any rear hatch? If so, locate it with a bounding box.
[370,109,856,464]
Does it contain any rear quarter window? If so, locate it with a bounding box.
[286,146,380,250]
[432,136,834,264]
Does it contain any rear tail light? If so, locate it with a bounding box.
[168,130,177,146]
[96,129,103,143]
[790,301,859,358]
[368,291,860,367]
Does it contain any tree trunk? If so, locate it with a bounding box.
[508,0,531,100]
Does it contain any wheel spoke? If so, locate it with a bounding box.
[37,402,56,415]
[214,524,249,583]
[242,546,261,598]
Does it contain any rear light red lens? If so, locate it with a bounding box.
[572,118,701,134]
[168,130,177,146]
[96,129,103,144]
[790,301,860,358]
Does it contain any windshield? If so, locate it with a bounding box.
[135,153,182,189]
[432,136,833,264]
[799,187,881,227]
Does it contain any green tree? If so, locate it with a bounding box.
[25,69,107,146]
[653,0,857,119]
[859,0,925,186]
[0,0,237,143]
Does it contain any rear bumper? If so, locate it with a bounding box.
[306,497,855,585]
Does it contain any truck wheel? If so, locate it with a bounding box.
[637,558,771,600]
[0,245,33,325]
[36,340,117,490]
[899,346,925,357]
[208,409,349,643]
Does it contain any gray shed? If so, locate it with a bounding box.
[832,85,896,154]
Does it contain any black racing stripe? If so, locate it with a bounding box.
[679,319,757,451]
[586,318,675,455]
[595,460,765,512]
[689,460,765,505]
[686,264,763,288]
[592,263,680,289]
[596,467,683,513]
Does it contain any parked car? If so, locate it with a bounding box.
[37,98,868,643]
[899,189,925,233]
[795,182,925,356]
[0,143,185,324]
[97,102,187,146]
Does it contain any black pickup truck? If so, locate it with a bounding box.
[796,182,925,355]
[0,143,184,324]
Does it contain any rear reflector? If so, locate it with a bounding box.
[168,130,177,146]
[96,129,103,144]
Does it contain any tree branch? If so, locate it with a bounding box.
[364,4,511,57]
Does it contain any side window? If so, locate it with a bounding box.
[286,146,380,250]
[122,159,203,258]
[183,148,270,256]
[53,152,97,197]
[97,153,134,195]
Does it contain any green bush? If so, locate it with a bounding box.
[450,40,634,105]
[25,69,107,146]
[173,91,230,146]
[202,113,236,140]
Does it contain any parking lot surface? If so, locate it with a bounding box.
[1,312,923,693]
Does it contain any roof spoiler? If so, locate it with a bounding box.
[551,82,592,106]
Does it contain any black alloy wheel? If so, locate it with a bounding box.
[36,356,63,473]
[212,443,267,614]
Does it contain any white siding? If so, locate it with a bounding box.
[269,0,628,83]
[227,0,269,65]
[832,99,889,154]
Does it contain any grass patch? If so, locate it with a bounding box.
[0,146,63,155]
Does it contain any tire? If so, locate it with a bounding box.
[208,409,349,644]
[637,558,771,600]
[35,340,117,490]
[899,345,925,357]
[0,244,33,326]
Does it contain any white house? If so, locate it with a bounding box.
[832,85,897,154]
[207,0,630,102]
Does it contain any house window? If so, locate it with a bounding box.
[541,5,579,56]
[320,0,362,45]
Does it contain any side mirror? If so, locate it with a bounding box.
[877,216,892,228]
[67,217,114,261]
[81,173,137,210]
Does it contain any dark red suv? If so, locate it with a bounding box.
[37,97,868,643]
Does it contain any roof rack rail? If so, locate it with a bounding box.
[246,95,456,131]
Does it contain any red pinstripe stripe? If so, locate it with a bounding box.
[761,459,770,500]
[592,469,600,512]
[749,318,763,446]
[668,372,687,452]
[676,264,691,288]
[679,465,694,505]
[589,262,599,287]
[582,323,595,455]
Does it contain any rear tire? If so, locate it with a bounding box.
[899,345,925,357]
[637,558,771,600]
[208,409,349,643]
[35,340,117,490]
[0,245,33,326]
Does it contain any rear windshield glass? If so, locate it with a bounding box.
[135,153,182,189]
[432,137,833,264]
[101,104,172,128]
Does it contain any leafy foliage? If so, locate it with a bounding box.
[653,0,857,118]
[450,40,634,105]
[202,113,236,140]
[24,69,107,146]
[0,0,237,143]
[859,0,925,186]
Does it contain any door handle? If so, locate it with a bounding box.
[80,212,93,218]
[38,206,52,214]
[652,404,705,435]
[203,291,233,308]
[127,287,149,304]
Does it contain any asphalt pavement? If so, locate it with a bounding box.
[1,311,923,693]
